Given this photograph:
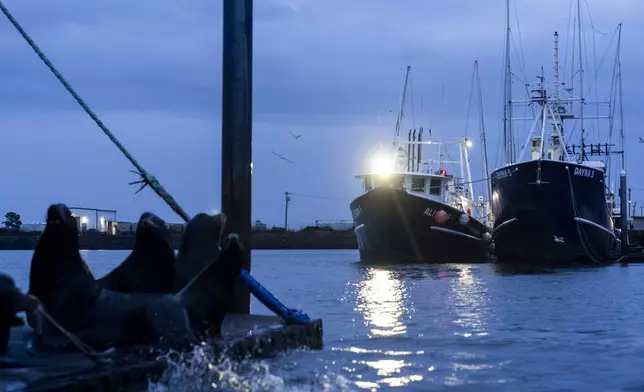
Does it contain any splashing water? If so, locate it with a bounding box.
[148,344,354,392]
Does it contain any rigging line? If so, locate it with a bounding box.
[587,1,601,146]
[583,26,618,98]
[464,63,476,138]
[288,192,345,201]
[580,0,595,142]
[0,1,190,222]
[583,0,613,36]
[409,71,416,131]
[571,16,576,92]
[512,0,529,85]
[563,0,573,82]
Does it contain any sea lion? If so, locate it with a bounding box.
[97,212,175,294]
[178,232,244,337]
[173,212,225,293]
[27,204,243,354]
[0,273,40,356]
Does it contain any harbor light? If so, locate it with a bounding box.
[80,216,89,224]
[465,139,473,148]
[370,154,393,176]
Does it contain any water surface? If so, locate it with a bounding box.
[2,249,644,391]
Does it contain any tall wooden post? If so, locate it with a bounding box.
[221,0,253,313]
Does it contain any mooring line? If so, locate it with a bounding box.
[0,1,310,326]
[0,1,190,223]
[36,305,115,364]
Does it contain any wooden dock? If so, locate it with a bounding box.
[1,314,323,392]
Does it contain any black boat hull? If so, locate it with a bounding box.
[349,187,493,263]
[491,160,617,266]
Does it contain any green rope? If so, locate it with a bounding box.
[0,1,190,223]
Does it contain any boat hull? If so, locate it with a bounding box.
[349,187,493,263]
[491,160,617,266]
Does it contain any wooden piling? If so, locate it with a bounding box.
[221,0,253,314]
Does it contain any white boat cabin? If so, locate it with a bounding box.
[355,170,475,213]
[355,136,487,218]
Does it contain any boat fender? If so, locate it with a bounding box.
[459,213,471,226]
[434,210,449,225]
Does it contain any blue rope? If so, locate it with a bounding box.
[239,270,311,324]
[0,0,310,326]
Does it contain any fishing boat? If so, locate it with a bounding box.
[491,0,625,265]
[350,66,493,263]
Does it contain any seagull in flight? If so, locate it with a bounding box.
[272,151,293,163]
[289,131,302,140]
[639,137,644,143]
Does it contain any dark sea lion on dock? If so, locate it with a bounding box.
[27,204,243,354]
[173,212,225,293]
[0,273,40,356]
[97,212,175,294]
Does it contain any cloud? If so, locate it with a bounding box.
[0,0,641,226]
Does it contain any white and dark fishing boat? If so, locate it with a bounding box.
[350,66,493,263]
[491,0,626,265]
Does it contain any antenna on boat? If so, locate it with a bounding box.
[553,31,560,99]
[393,66,412,146]
[577,0,585,162]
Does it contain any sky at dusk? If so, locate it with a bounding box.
[1,0,643,228]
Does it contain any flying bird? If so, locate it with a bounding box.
[639,137,644,143]
[289,131,302,140]
[272,151,293,163]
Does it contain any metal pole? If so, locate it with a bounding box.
[620,170,628,254]
[284,192,290,231]
[221,0,253,314]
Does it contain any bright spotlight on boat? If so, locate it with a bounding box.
[465,139,473,148]
[370,154,393,176]
[80,216,89,224]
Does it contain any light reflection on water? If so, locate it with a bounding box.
[355,269,407,338]
[349,266,425,389]
[346,263,504,390]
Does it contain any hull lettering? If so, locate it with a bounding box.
[351,206,363,220]
[573,167,595,179]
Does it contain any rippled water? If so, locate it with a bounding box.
[2,249,644,391]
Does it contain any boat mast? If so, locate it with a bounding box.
[475,60,492,204]
[462,138,474,200]
[577,0,585,162]
[393,66,412,146]
[502,0,513,164]
[617,23,624,172]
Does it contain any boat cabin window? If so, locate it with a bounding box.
[385,175,404,189]
[411,176,425,192]
[429,177,441,196]
[364,176,373,191]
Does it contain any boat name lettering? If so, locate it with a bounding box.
[493,169,512,180]
[351,206,363,220]
[423,208,436,217]
[573,167,595,178]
